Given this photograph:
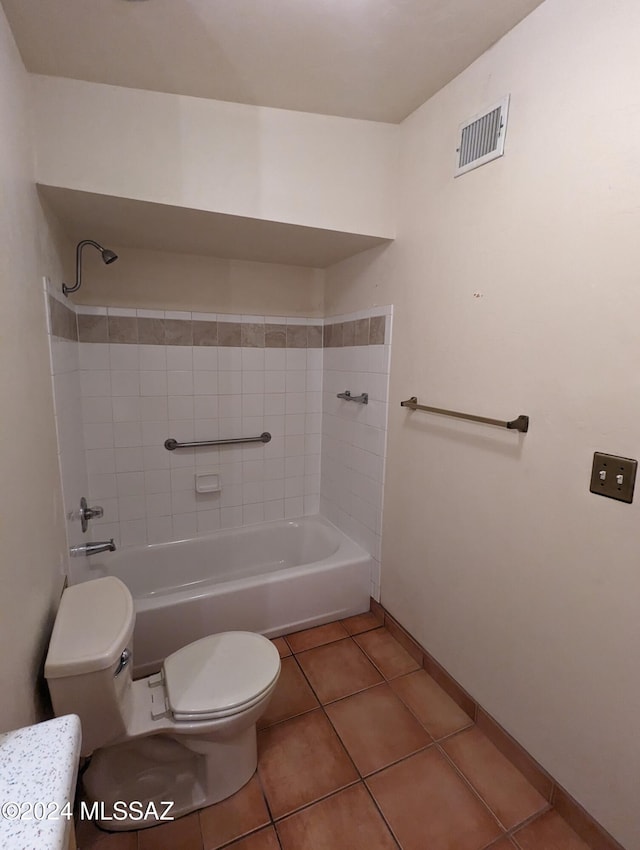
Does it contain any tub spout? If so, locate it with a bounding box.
[69,539,116,557]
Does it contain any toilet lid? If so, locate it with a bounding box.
[162,632,280,721]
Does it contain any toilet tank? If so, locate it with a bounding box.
[45,577,136,756]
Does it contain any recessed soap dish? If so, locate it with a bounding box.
[195,473,221,494]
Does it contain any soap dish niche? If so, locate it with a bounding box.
[195,473,221,494]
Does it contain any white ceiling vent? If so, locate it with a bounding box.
[455,95,510,177]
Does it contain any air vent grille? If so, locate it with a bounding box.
[455,95,510,177]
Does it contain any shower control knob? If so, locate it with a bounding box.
[79,497,104,533]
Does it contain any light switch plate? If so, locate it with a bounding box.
[590,452,637,503]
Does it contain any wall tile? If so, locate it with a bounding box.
[108,316,138,344]
[138,318,165,345]
[218,322,242,346]
[165,318,193,346]
[265,324,287,347]
[78,314,109,343]
[73,310,390,564]
[193,320,218,347]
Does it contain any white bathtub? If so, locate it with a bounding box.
[79,516,371,676]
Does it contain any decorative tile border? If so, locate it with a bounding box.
[48,296,78,342]
[369,598,626,850]
[48,302,389,347]
[323,315,386,347]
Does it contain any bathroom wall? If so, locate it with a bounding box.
[0,5,68,732]
[320,308,392,600]
[325,0,640,846]
[32,75,398,239]
[73,307,323,568]
[67,245,325,316]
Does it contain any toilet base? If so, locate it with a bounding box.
[82,725,258,831]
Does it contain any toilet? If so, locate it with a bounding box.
[44,576,281,830]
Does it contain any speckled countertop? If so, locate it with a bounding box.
[0,714,81,850]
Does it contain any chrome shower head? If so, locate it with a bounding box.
[62,240,119,297]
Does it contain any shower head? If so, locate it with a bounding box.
[101,248,118,265]
[62,240,119,297]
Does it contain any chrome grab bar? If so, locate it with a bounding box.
[400,397,529,433]
[164,432,272,450]
[337,391,369,405]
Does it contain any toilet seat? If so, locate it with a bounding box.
[162,631,280,722]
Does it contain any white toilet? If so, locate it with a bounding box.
[45,576,281,830]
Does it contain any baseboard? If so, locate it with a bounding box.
[369,597,625,850]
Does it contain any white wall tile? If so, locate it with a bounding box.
[80,370,110,397]
[74,308,392,554]
[139,345,167,371]
[168,396,194,420]
[166,346,193,371]
[110,344,139,371]
[80,342,110,371]
[140,370,167,396]
[114,421,142,448]
[168,370,193,395]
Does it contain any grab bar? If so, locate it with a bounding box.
[337,391,369,405]
[400,397,529,433]
[164,432,272,450]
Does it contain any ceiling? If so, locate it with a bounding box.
[38,185,389,268]
[3,0,545,123]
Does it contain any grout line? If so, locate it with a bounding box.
[432,722,476,744]
[255,765,277,827]
[435,741,526,835]
[271,780,361,824]
[297,635,441,786]
[359,781,403,850]
[505,804,554,842]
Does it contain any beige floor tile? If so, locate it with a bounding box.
[277,783,397,850]
[199,774,270,850]
[225,826,280,850]
[390,669,473,739]
[296,638,382,703]
[258,656,319,728]
[257,709,358,818]
[340,611,384,636]
[138,811,202,850]
[271,637,291,658]
[355,628,421,679]
[442,727,548,829]
[367,748,503,850]
[285,621,348,653]
[326,683,431,775]
[512,811,592,850]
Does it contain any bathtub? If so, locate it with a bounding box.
[79,516,372,676]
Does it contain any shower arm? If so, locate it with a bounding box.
[62,240,117,297]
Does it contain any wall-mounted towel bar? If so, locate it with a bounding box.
[337,391,369,405]
[400,397,529,433]
[165,432,272,451]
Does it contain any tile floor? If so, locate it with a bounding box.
[77,612,593,850]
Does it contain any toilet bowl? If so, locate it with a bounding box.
[45,577,280,830]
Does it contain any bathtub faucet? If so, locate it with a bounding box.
[69,540,116,558]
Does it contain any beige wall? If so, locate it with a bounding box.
[68,245,325,316]
[326,1,640,847]
[0,5,67,731]
[32,76,397,239]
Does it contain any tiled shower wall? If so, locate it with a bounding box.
[73,307,324,548]
[320,308,392,599]
[46,295,392,598]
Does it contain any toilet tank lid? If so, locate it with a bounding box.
[45,577,135,678]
